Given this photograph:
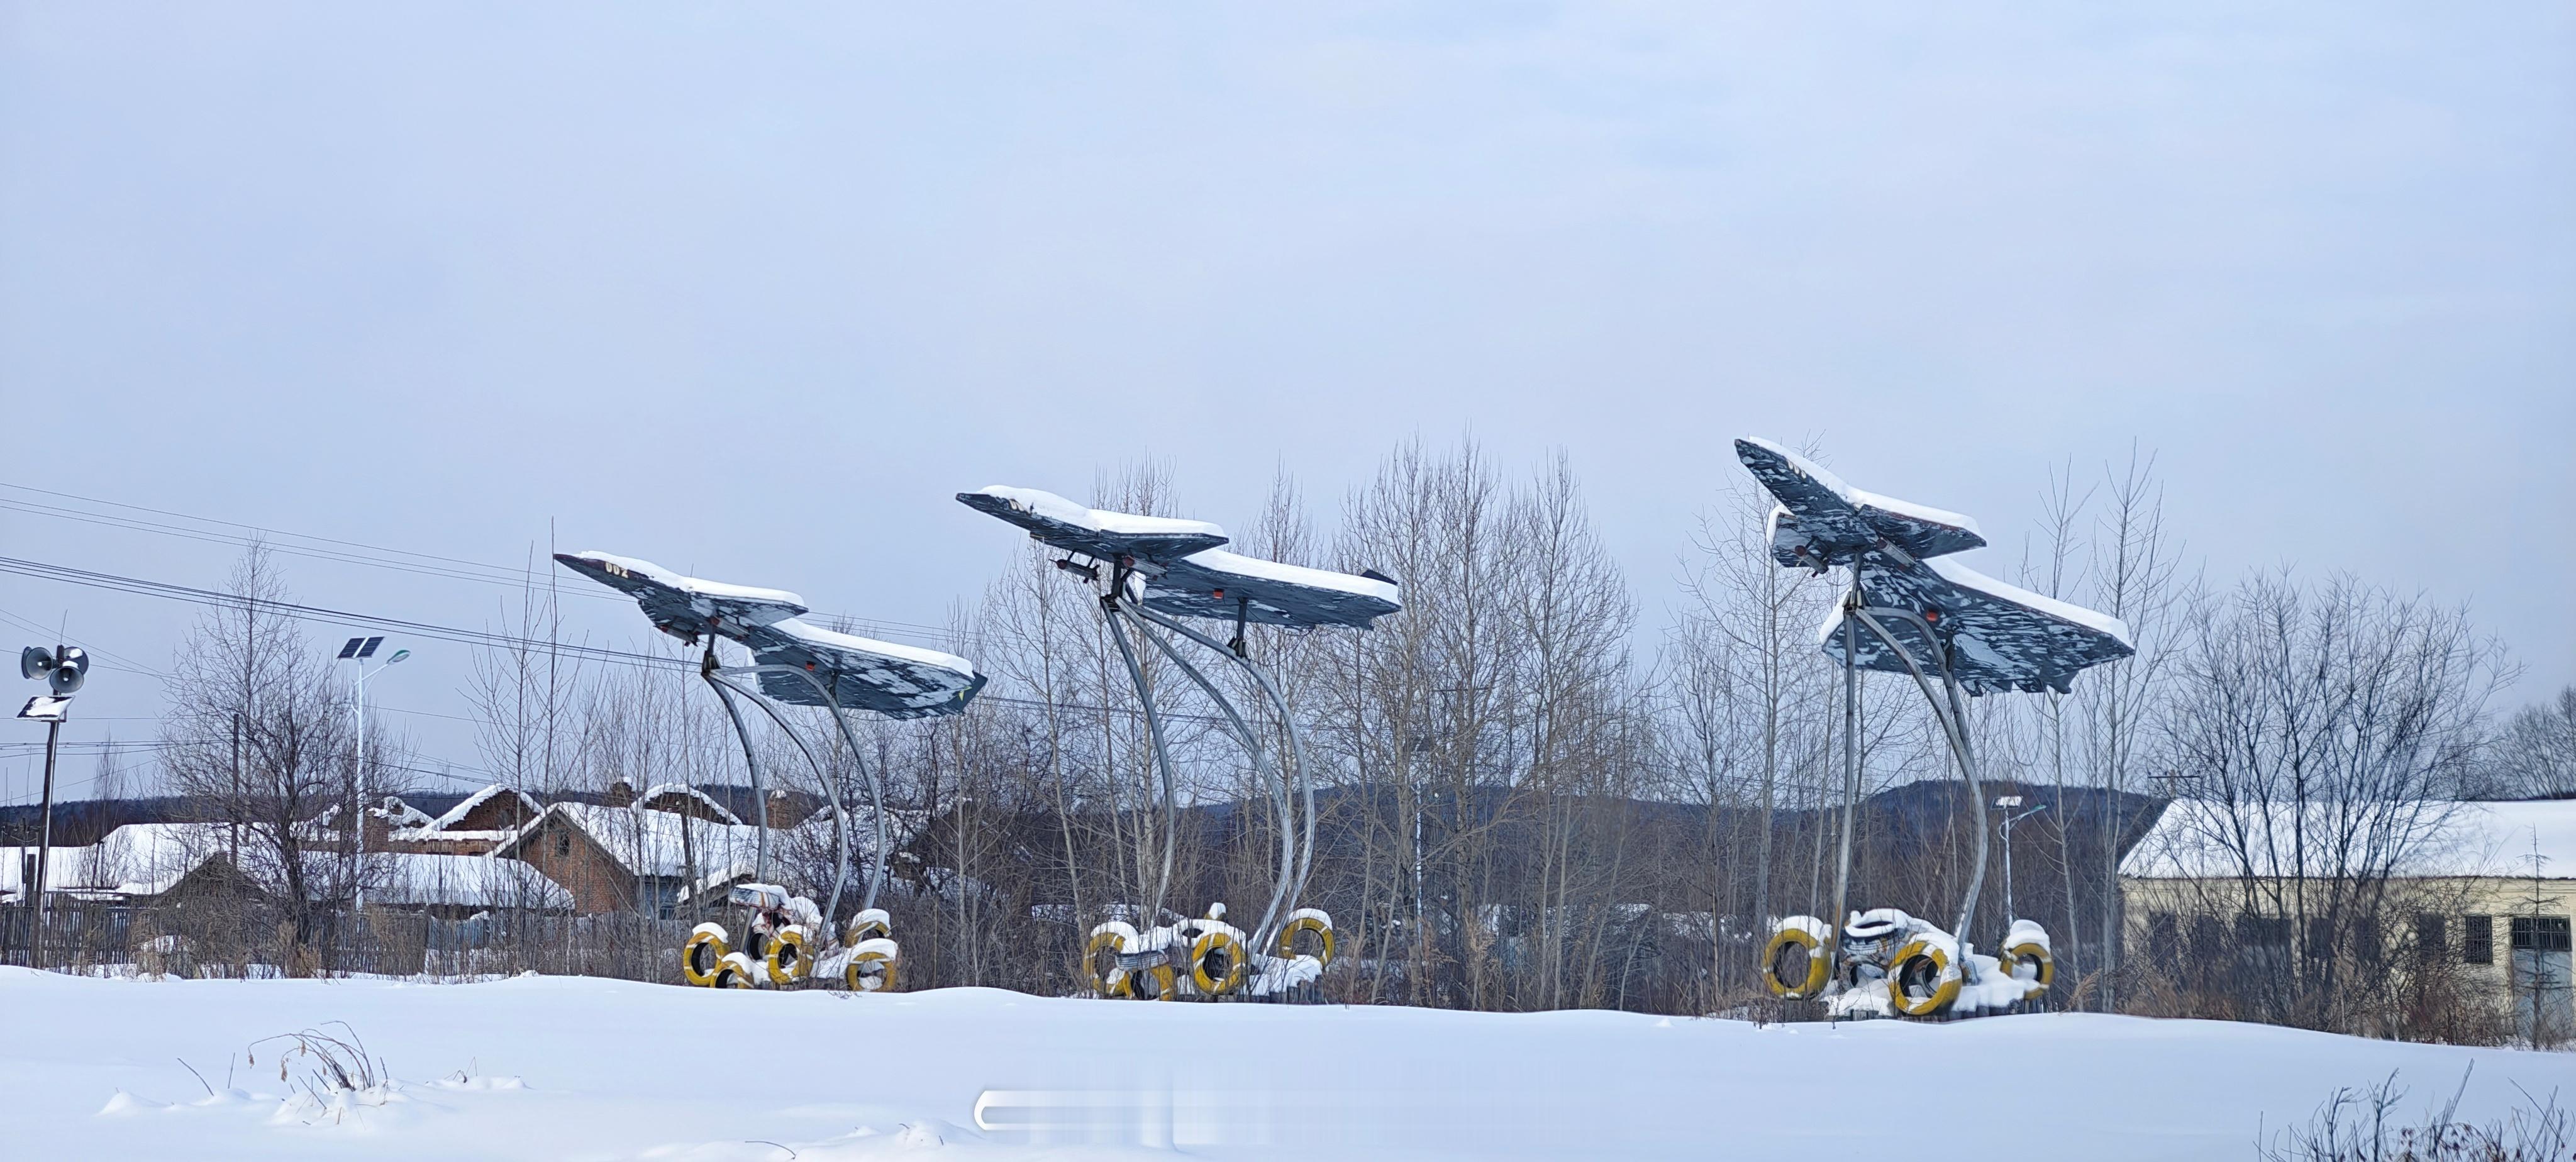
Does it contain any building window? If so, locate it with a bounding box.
[2465,914,2495,965]
[2415,914,2447,961]
[642,877,680,921]
[2189,915,2224,964]
[553,830,572,858]
[2304,916,2335,961]
[2238,914,2291,947]
[2511,916,2572,953]
[2148,912,2180,971]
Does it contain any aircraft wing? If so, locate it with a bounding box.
[1823,556,2134,694]
[554,551,808,645]
[1735,438,1985,568]
[1143,548,1401,629]
[957,486,1230,563]
[739,619,987,719]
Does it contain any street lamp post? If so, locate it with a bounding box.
[1994,795,2051,924]
[18,644,87,970]
[338,637,409,911]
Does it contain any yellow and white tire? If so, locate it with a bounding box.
[1760,924,1830,999]
[1275,912,1336,967]
[711,950,760,989]
[846,908,893,948]
[2001,938,2053,1000]
[1120,961,1177,1002]
[1191,929,1248,996]
[764,924,811,985]
[1085,922,1140,997]
[845,936,900,993]
[1887,938,1961,1017]
[682,924,730,987]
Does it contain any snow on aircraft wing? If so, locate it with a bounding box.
[557,550,985,718]
[1734,438,1986,568]
[956,486,1230,562]
[738,619,987,719]
[1143,548,1402,629]
[1821,556,2135,694]
[1729,439,2135,694]
[553,551,808,645]
[958,485,1401,630]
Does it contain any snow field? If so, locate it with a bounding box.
[5,966,2573,1160]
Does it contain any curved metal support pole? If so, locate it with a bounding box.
[702,674,771,888]
[1827,570,1862,994]
[1118,597,1297,951]
[712,663,894,921]
[1101,604,1180,925]
[704,671,853,920]
[1123,600,1317,948]
[1846,607,1989,964]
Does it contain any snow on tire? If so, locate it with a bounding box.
[682,926,731,987]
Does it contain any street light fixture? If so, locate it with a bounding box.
[1995,795,2051,924]
[340,637,410,910]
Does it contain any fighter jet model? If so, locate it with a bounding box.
[555,551,986,718]
[1733,438,2133,694]
[957,486,1401,631]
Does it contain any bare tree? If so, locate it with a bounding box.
[468,546,589,795]
[2482,686,2576,799]
[2151,570,2514,1027]
[159,544,391,973]
[1677,458,1836,929]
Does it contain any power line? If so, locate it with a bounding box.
[4,477,1338,690]
[1,552,1229,727]
[0,604,170,680]
[0,480,978,647]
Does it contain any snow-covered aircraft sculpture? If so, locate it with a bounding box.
[557,550,987,992]
[959,485,1400,1000]
[1733,439,2133,1019]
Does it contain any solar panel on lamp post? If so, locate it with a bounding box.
[339,638,409,912]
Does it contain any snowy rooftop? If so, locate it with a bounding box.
[372,853,572,909]
[3,822,574,906]
[496,800,916,885]
[426,785,545,831]
[2123,798,2576,881]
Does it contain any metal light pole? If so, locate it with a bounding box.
[337,637,409,911]
[1995,795,2050,924]
[18,644,87,971]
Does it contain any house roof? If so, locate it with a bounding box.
[492,799,918,889]
[4,822,573,907]
[494,802,773,881]
[636,783,741,825]
[370,853,572,909]
[2122,798,2576,881]
[428,785,543,831]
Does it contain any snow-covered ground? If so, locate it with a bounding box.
[5,967,2572,1160]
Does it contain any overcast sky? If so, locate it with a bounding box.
[3,3,2570,802]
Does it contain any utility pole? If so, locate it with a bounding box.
[229,712,243,866]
